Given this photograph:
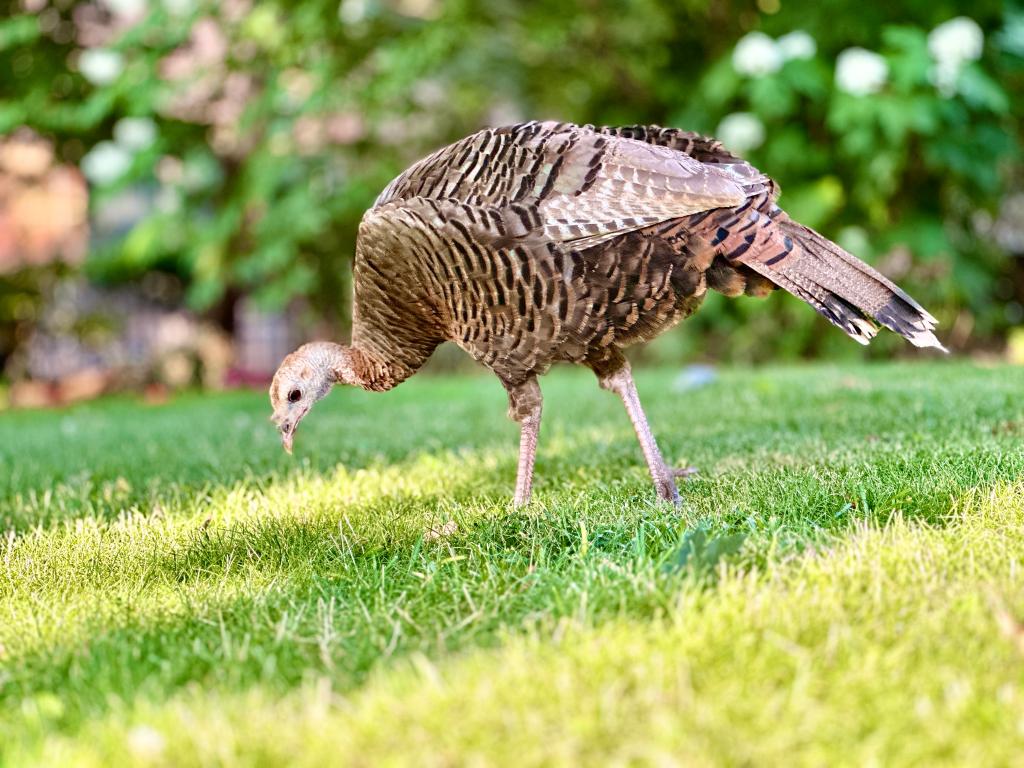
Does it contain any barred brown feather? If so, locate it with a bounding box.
[356,120,942,387]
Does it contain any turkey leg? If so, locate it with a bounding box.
[506,377,543,507]
[598,364,690,504]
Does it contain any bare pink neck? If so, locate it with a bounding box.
[319,342,408,393]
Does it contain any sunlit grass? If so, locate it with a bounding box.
[2,361,1023,765]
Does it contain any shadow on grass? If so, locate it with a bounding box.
[0,381,513,531]
[0,470,682,735]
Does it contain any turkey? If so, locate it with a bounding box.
[270,121,944,505]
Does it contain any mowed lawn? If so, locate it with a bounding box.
[2,361,1024,766]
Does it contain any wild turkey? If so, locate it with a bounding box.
[270,121,944,505]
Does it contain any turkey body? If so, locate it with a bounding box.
[339,121,943,504]
[354,122,769,387]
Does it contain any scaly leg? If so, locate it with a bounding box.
[505,377,543,507]
[597,362,691,504]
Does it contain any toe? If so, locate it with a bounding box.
[655,477,681,504]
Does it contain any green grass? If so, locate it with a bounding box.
[2,361,1024,766]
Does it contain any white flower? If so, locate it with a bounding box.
[835,47,888,96]
[716,112,765,153]
[78,48,124,86]
[114,117,157,151]
[928,17,984,97]
[100,0,146,16]
[81,141,132,185]
[162,0,195,15]
[338,0,368,24]
[930,58,961,97]
[732,32,783,77]
[777,31,816,61]
[929,17,983,65]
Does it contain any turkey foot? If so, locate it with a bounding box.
[597,362,684,506]
[652,465,699,504]
[652,470,681,504]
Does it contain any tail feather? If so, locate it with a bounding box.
[686,193,946,351]
[744,217,946,352]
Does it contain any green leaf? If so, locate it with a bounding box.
[0,14,39,52]
[663,528,747,575]
[882,217,951,263]
[882,25,931,90]
[996,10,1024,57]
[779,58,829,100]
[957,65,1010,114]
[746,76,795,120]
[693,56,742,114]
[778,176,845,230]
[0,100,27,133]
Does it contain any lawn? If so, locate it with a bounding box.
[2,360,1024,766]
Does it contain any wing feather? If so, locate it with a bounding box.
[371,122,763,251]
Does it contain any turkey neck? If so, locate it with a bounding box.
[322,342,410,393]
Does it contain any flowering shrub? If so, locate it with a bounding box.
[672,12,1021,360]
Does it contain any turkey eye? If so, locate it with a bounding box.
[287,389,302,403]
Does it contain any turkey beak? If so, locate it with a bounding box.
[278,420,295,454]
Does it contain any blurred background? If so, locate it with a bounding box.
[0,0,1021,408]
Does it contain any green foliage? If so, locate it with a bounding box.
[2,362,1024,763]
[0,0,1021,357]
